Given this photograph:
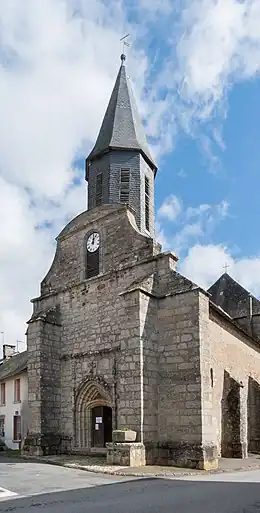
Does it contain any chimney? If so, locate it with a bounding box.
[3,344,16,360]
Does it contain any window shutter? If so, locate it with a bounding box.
[14,379,21,402]
[13,415,21,442]
[120,169,130,203]
[1,383,5,405]
[145,176,150,232]
[96,173,103,206]
[17,379,21,402]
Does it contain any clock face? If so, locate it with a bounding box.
[87,232,100,253]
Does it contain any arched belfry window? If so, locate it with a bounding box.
[85,232,100,279]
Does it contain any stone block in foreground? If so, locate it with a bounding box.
[106,442,146,467]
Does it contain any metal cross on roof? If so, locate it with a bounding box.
[223,262,230,273]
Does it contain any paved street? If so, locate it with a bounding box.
[1,457,260,512]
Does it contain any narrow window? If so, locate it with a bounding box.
[210,368,214,388]
[120,169,130,203]
[14,378,21,402]
[0,383,5,405]
[86,232,100,279]
[145,176,150,232]
[13,415,21,442]
[96,173,103,206]
[0,416,5,438]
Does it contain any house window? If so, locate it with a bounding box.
[0,383,5,406]
[96,173,103,206]
[120,169,130,203]
[13,415,21,442]
[145,176,150,232]
[0,416,4,438]
[14,378,21,403]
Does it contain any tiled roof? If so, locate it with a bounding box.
[0,351,27,381]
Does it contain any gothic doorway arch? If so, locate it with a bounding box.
[75,379,113,449]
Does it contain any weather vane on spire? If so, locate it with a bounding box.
[120,34,130,63]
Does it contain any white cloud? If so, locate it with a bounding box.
[186,204,211,219]
[155,221,168,249]
[0,0,141,348]
[1,0,260,350]
[148,0,260,160]
[158,195,181,221]
[180,243,260,298]
[157,196,229,253]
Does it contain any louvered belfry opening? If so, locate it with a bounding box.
[120,168,130,203]
[96,173,103,206]
[145,175,150,232]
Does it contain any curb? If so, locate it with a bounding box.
[18,455,260,478]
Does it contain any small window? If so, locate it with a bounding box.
[120,169,130,203]
[0,416,5,438]
[210,368,214,388]
[14,378,21,403]
[13,415,21,442]
[145,176,150,232]
[96,173,103,206]
[0,383,5,406]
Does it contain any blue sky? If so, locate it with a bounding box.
[0,0,260,345]
[156,77,260,255]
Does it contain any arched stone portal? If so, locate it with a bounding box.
[75,380,113,450]
[221,372,241,458]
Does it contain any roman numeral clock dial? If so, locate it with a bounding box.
[87,232,100,253]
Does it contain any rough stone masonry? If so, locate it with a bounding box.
[22,55,260,469]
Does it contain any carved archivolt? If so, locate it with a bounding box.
[75,377,112,413]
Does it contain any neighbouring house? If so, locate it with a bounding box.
[0,345,28,449]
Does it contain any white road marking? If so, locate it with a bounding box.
[0,486,18,500]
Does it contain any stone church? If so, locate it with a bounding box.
[23,55,260,469]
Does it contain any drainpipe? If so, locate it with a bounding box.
[140,337,144,444]
[247,295,253,336]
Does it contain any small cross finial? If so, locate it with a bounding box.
[120,34,130,63]
[223,262,230,273]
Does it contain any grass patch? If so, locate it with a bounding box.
[5,448,21,457]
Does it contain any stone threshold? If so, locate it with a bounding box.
[19,454,260,478]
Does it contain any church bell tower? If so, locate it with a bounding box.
[85,54,157,237]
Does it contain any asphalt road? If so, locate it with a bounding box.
[1,457,260,512]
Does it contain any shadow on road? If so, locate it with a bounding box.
[1,475,260,512]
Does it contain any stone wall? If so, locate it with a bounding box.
[40,204,160,297]
[208,308,260,457]
[150,288,216,469]
[25,205,162,455]
[25,308,61,455]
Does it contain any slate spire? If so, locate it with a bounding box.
[86,54,156,173]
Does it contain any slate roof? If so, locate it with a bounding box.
[87,58,157,172]
[0,350,27,381]
[208,273,260,318]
